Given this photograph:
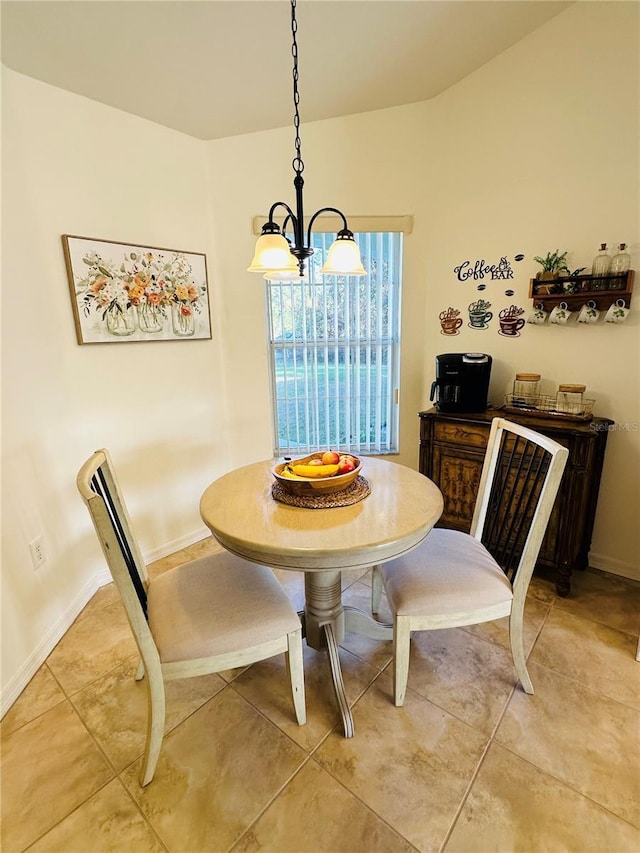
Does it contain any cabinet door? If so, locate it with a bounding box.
[432,444,485,531]
[537,507,561,566]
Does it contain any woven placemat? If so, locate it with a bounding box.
[271,475,371,509]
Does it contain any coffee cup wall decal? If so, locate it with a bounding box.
[468,299,493,329]
[498,305,525,337]
[439,307,463,336]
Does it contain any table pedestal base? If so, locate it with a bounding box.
[303,570,393,737]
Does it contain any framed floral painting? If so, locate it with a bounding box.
[62,235,211,344]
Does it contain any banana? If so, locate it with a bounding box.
[279,466,309,481]
[290,463,339,479]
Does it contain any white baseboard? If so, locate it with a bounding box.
[589,552,640,583]
[2,527,212,713]
[142,526,210,566]
[1,574,99,715]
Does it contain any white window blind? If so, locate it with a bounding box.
[266,231,402,456]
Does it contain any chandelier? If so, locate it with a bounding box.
[248,0,366,280]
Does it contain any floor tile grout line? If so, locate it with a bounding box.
[549,604,640,641]
[63,670,198,852]
[66,663,226,776]
[437,728,496,853]
[227,754,315,853]
[113,758,179,852]
[25,773,171,853]
[523,655,640,714]
[18,775,122,853]
[304,660,514,852]
[46,649,140,705]
[490,738,640,832]
[438,608,550,853]
[522,593,554,663]
[1,651,135,739]
[305,753,425,853]
[0,664,69,739]
[234,747,424,853]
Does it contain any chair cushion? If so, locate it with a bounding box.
[380,528,513,618]
[147,552,301,663]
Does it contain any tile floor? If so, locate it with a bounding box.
[2,536,639,852]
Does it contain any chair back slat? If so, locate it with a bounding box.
[77,450,151,642]
[501,441,548,573]
[473,419,567,587]
[91,467,148,616]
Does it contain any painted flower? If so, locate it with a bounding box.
[75,247,205,332]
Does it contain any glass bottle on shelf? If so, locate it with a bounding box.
[610,243,630,275]
[591,243,610,290]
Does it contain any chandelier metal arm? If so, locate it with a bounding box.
[266,201,297,228]
[306,207,350,246]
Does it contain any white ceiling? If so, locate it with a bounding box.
[1,0,572,141]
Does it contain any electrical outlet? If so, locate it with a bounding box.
[29,535,46,570]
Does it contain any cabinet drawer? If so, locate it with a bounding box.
[434,420,490,449]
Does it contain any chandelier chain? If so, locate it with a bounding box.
[248,0,364,277]
[291,0,304,176]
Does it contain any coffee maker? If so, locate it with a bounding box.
[430,353,492,413]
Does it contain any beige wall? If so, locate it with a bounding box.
[423,0,639,577]
[2,0,638,708]
[1,70,226,707]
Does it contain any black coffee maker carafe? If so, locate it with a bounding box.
[430,353,492,413]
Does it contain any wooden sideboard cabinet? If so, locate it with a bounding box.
[418,408,613,596]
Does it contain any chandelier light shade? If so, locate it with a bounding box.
[247,230,298,273]
[248,0,366,279]
[263,268,309,282]
[320,231,367,276]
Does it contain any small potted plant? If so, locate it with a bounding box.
[533,250,569,281]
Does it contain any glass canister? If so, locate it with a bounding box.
[556,384,586,416]
[512,373,541,407]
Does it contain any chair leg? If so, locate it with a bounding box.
[509,604,534,694]
[287,628,306,725]
[139,671,166,786]
[393,616,411,707]
[135,658,145,681]
[371,566,382,614]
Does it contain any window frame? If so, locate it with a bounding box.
[265,228,405,457]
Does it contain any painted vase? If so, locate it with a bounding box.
[172,303,195,337]
[105,304,135,336]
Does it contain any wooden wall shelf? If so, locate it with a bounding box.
[529,269,634,312]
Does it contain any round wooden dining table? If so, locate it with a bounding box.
[200,456,443,736]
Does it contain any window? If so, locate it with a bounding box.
[266,231,402,456]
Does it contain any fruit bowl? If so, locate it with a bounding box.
[273,452,362,497]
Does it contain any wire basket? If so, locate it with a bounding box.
[504,394,595,421]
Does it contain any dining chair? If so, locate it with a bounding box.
[77,449,306,786]
[372,417,568,706]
